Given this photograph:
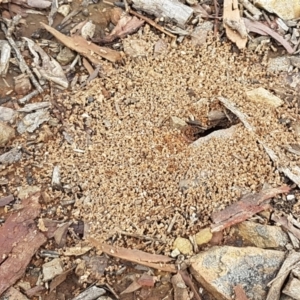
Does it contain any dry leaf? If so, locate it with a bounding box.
[40,23,122,64]
[223,0,247,49]
[243,18,294,54]
[120,280,142,295]
[89,238,176,273]
[0,193,46,295]
[211,186,290,232]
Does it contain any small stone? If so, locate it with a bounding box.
[56,47,76,66]
[57,4,70,17]
[82,8,89,17]
[87,95,95,103]
[17,109,50,134]
[170,248,181,258]
[72,286,105,299]
[190,246,285,300]
[123,39,148,58]
[110,7,123,25]
[190,21,214,46]
[195,227,213,246]
[268,56,290,72]
[81,21,96,40]
[246,87,284,108]
[290,56,300,69]
[170,116,186,129]
[292,121,300,137]
[0,107,16,123]
[283,277,300,299]
[18,186,41,200]
[253,0,300,20]
[0,147,22,165]
[186,0,198,5]
[14,74,31,95]
[42,258,63,282]
[287,194,295,201]
[17,281,31,291]
[235,221,289,248]
[3,287,29,300]
[173,237,193,255]
[0,121,15,147]
[75,261,86,277]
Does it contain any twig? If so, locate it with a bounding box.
[189,235,198,253]
[18,90,39,104]
[167,214,177,234]
[129,9,176,39]
[262,10,272,27]
[123,0,129,12]
[114,100,122,117]
[103,0,114,6]
[103,283,119,300]
[213,0,219,37]
[179,270,202,300]
[65,54,81,73]
[1,17,43,94]
[293,37,300,53]
[48,0,58,26]
[239,0,262,20]
[2,77,10,87]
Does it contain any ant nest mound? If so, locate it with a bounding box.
[42,29,299,252]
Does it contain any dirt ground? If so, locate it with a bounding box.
[1,3,300,298]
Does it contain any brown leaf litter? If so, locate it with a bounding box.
[0,193,46,295]
[41,22,122,64]
[89,238,176,273]
[211,185,290,232]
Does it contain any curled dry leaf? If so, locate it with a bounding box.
[23,37,68,89]
[243,18,294,54]
[92,16,144,45]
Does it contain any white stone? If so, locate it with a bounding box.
[171,248,181,258]
[287,194,295,201]
[58,4,70,17]
[190,246,285,300]
[246,87,284,108]
[254,0,300,20]
[42,258,63,282]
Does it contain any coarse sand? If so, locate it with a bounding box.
[4,28,300,254]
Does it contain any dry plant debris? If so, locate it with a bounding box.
[0,193,46,295]
[3,27,300,257]
[210,186,290,232]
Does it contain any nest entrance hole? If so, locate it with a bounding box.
[183,108,240,142]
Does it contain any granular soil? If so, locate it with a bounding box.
[3,27,300,255]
